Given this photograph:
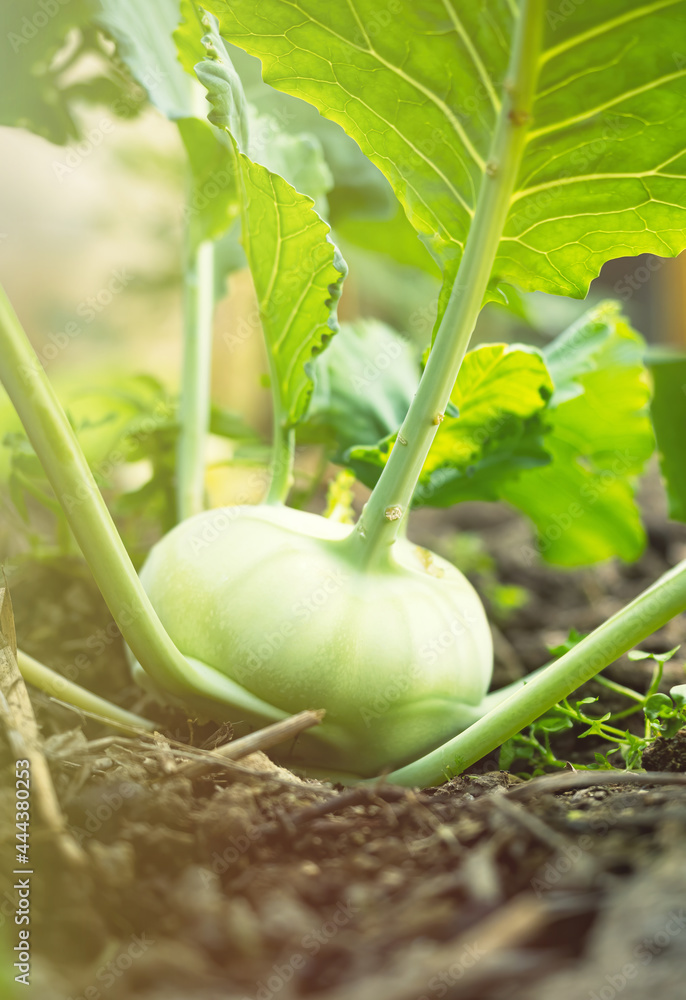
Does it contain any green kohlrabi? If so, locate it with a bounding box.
[3,0,686,785]
[135,505,493,778]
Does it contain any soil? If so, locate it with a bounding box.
[3,482,686,1000]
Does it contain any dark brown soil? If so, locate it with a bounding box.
[2,484,686,1000]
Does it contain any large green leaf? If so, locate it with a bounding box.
[346,304,654,566]
[196,28,347,427]
[349,344,553,504]
[177,117,239,248]
[501,304,654,565]
[647,349,686,523]
[236,156,347,425]
[418,344,554,504]
[211,42,438,276]
[210,108,336,279]
[205,0,686,301]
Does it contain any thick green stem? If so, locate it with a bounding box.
[375,558,686,787]
[177,236,215,521]
[265,419,295,505]
[347,0,544,565]
[17,650,154,732]
[0,285,216,701]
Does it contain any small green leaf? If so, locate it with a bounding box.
[536,714,573,734]
[498,740,518,771]
[300,319,418,458]
[177,117,239,248]
[645,692,674,720]
[547,628,586,658]
[593,752,614,768]
[628,645,680,663]
[662,718,685,738]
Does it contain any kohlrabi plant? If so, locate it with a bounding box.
[2,0,686,784]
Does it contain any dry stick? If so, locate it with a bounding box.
[0,586,87,868]
[173,708,326,778]
[44,718,326,794]
[506,769,686,800]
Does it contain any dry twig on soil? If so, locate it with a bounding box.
[0,584,87,868]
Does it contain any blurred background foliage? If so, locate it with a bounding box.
[1,1,685,568]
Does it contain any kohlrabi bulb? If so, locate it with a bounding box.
[135,505,493,779]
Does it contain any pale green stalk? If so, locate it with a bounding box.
[0,286,212,700]
[348,0,544,565]
[265,421,295,505]
[594,674,644,704]
[177,236,214,520]
[17,650,154,732]
[176,81,216,522]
